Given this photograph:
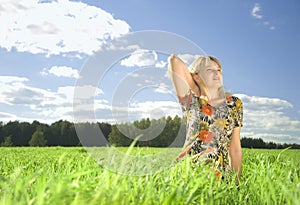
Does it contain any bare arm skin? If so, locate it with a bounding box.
[168,54,200,97]
[229,127,242,180]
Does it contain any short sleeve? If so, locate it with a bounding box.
[234,97,243,128]
[177,90,192,113]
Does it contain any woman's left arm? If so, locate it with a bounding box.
[229,127,242,180]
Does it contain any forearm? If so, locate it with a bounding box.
[229,149,242,179]
[229,127,242,180]
[168,54,200,96]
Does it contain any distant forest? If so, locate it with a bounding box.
[0,116,299,149]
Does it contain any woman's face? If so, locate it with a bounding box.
[199,60,223,89]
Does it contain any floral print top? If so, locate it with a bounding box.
[175,90,243,175]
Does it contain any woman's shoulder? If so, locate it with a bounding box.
[226,94,242,101]
[226,95,243,109]
[232,95,242,101]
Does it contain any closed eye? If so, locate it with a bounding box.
[206,68,222,73]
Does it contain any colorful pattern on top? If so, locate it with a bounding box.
[176,91,243,176]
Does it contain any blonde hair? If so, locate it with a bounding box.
[189,56,222,74]
[189,56,231,98]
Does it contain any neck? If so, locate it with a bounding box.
[206,88,220,101]
[205,88,226,107]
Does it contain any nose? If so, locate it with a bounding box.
[212,70,219,75]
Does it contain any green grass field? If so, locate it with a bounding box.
[0,147,299,205]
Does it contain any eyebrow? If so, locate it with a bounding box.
[205,67,222,72]
[206,67,219,70]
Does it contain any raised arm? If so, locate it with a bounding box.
[168,54,200,97]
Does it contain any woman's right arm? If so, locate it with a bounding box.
[168,54,200,97]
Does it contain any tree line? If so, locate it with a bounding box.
[0,117,299,149]
[240,137,300,149]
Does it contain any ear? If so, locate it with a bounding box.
[192,74,206,90]
[192,74,200,82]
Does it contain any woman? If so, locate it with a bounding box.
[168,54,243,180]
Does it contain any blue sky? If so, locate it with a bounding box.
[0,0,300,144]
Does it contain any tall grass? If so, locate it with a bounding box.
[0,147,299,205]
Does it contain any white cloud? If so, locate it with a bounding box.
[235,94,293,111]
[177,54,203,66]
[0,75,105,123]
[0,76,28,84]
[0,76,65,107]
[155,60,167,69]
[0,76,29,105]
[269,26,275,30]
[127,73,141,78]
[263,21,270,25]
[0,77,299,144]
[120,100,182,122]
[235,94,300,143]
[0,111,18,121]
[41,66,79,78]
[0,0,130,56]
[251,3,263,19]
[251,3,275,30]
[64,85,103,100]
[154,83,173,94]
[120,51,200,69]
[120,49,158,67]
[0,76,70,122]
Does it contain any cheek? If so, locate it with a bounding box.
[220,76,224,84]
[202,75,211,83]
